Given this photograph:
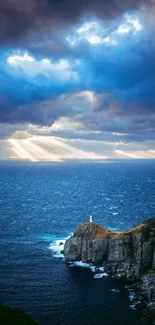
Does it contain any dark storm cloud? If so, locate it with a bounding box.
[0,0,151,46]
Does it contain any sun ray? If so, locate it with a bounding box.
[8,139,38,162]
[35,136,106,159]
[8,136,106,162]
[23,139,62,162]
[114,150,155,159]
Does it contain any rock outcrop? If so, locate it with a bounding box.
[64,218,155,306]
[0,305,38,325]
[64,222,121,265]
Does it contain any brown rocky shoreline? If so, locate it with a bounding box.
[64,218,155,321]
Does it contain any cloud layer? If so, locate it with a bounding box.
[0,0,155,160]
[0,0,150,45]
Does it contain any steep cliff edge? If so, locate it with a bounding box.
[64,218,155,306]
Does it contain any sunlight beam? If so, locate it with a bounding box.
[8,136,106,162]
[8,139,38,162]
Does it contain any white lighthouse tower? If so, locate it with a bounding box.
[90,215,93,223]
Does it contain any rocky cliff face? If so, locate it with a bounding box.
[64,222,121,265]
[64,218,155,280]
[64,218,155,305]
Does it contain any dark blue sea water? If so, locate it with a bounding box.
[0,161,155,325]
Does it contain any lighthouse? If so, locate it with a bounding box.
[90,215,93,223]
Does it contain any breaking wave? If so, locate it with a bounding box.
[48,234,72,258]
[69,261,108,278]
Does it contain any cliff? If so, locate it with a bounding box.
[64,218,155,306]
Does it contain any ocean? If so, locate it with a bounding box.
[0,161,155,325]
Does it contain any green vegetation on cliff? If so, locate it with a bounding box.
[0,305,38,325]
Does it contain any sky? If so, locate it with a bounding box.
[0,0,155,162]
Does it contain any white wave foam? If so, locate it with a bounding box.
[110,289,120,293]
[129,292,135,301]
[97,266,105,272]
[49,236,108,279]
[69,262,108,278]
[109,206,119,210]
[49,239,65,258]
[90,266,106,273]
[89,265,96,272]
[69,261,91,268]
[49,234,72,259]
[94,273,108,278]
[129,304,136,310]
[112,212,119,215]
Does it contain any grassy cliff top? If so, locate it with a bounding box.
[126,217,155,232]
[124,217,155,240]
[73,218,155,240]
[73,221,121,239]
